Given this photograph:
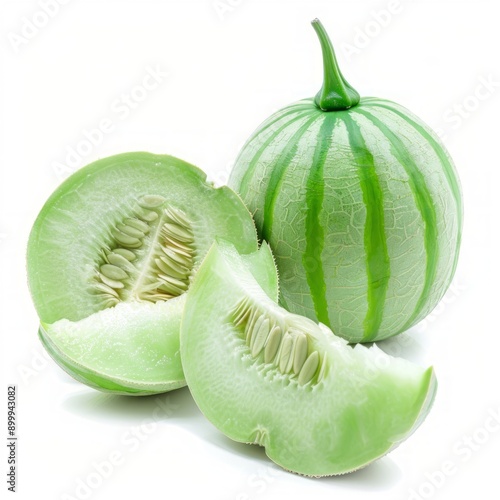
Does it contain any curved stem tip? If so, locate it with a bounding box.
[312,18,360,111]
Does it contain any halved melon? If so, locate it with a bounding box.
[27,152,260,394]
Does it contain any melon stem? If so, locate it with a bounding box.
[312,19,360,111]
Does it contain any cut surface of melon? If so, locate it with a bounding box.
[40,297,186,395]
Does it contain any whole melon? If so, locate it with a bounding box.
[229,19,463,342]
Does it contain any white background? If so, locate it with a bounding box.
[1,1,499,499]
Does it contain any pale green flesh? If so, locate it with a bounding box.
[181,242,437,476]
[237,241,279,302]
[28,152,258,323]
[39,327,176,396]
[40,297,186,395]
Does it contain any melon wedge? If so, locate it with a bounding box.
[181,242,437,476]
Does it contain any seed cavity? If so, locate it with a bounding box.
[93,197,195,308]
[231,299,324,386]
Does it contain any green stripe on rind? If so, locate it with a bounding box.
[342,113,391,341]
[364,100,463,277]
[365,100,462,225]
[302,115,337,326]
[356,108,439,332]
[249,101,314,139]
[237,110,313,199]
[261,114,321,241]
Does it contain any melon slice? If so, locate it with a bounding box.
[181,242,437,476]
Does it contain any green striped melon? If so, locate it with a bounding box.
[229,20,463,342]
